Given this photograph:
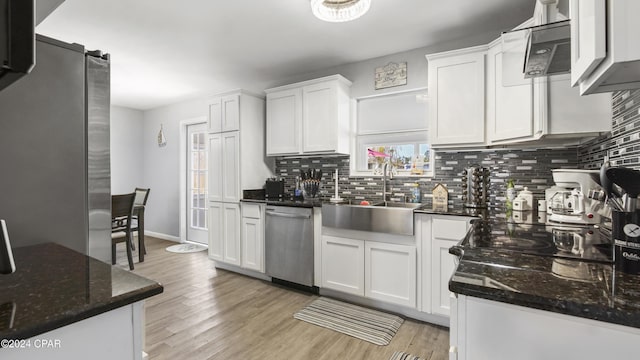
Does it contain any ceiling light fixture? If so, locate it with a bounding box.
[310,0,371,23]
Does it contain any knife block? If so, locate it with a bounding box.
[613,210,640,274]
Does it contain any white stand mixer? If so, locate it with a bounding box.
[545,169,606,224]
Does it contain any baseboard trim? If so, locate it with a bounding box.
[144,231,180,243]
[213,261,272,282]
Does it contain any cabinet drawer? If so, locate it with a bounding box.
[432,218,470,241]
[242,203,262,219]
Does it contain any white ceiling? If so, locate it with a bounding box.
[36,0,534,110]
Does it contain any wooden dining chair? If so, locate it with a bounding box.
[112,193,136,270]
[130,188,150,259]
[134,187,151,208]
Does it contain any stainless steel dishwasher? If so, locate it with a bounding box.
[265,206,314,288]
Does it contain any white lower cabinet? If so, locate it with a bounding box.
[208,201,241,266]
[241,203,264,273]
[222,203,241,266]
[208,202,223,261]
[417,214,473,318]
[321,235,365,296]
[365,242,416,308]
[451,294,640,360]
[431,238,459,317]
[321,234,417,307]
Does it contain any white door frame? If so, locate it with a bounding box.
[179,116,208,243]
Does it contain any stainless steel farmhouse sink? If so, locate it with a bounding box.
[372,201,423,209]
[322,202,423,236]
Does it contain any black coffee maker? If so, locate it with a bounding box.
[265,178,285,200]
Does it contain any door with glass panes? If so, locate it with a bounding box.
[186,123,208,244]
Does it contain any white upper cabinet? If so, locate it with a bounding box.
[486,20,611,145]
[208,131,240,203]
[426,45,487,147]
[221,131,240,203]
[570,0,606,87]
[483,12,611,145]
[303,81,340,153]
[572,0,640,95]
[428,2,613,148]
[208,94,240,133]
[207,91,274,203]
[221,94,240,132]
[266,75,352,156]
[265,88,302,155]
[208,98,222,133]
[486,35,535,143]
[208,133,223,202]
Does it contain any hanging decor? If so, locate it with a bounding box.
[157,124,167,147]
[375,62,407,90]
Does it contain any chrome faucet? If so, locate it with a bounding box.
[382,162,393,202]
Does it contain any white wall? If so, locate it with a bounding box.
[142,98,209,238]
[110,106,145,194]
[139,30,500,238]
[266,30,500,99]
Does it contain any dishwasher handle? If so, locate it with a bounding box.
[265,210,311,219]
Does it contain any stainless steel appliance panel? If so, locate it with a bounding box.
[265,206,313,287]
[0,35,110,260]
[86,53,111,263]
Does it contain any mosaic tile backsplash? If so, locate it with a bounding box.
[579,89,640,170]
[274,89,639,207]
[275,148,579,208]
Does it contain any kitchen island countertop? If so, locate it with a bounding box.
[449,218,640,329]
[0,243,163,340]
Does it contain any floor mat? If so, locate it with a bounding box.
[293,297,404,346]
[165,243,207,253]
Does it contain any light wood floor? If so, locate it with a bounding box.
[115,237,450,360]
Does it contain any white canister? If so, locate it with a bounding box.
[512,197,527,211]
[538,199,547,212]
[518,187,534,207]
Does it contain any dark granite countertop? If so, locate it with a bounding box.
[241,197,325,208]
[315,198,507,217]
[449,217,640,329]
[413,201,501,218]
[0,243,163,340]
[244,193,509,215]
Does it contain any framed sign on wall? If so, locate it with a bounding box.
[375,62,407,90]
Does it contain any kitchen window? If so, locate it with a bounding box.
[351,89,433,177]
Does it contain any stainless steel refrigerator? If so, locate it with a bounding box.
[0,34,111,263]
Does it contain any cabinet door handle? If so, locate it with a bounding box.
[265,211,311,219]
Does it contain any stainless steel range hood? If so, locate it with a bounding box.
[506,20,571,78]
